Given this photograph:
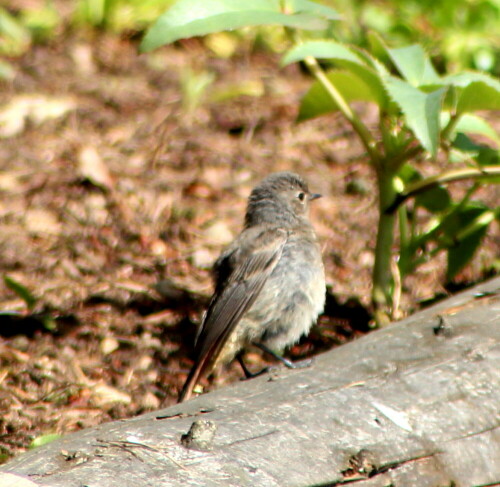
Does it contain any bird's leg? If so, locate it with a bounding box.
[253,342,313,369]
[237,352,269,379]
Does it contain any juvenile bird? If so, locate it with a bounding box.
[178,172,325,402]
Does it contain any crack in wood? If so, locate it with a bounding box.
[317,452,442,486]
[444,423,500,443]
[156,407,215,420]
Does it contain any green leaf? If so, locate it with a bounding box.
[285,0,341,20]
[451,133,500,167]
[438,202,488,244]
[451,132,482,153]
[398,163,422,184]
[298,69,381,121]
[415,186,451,213]
[452,113,500,146]
[443,71,500,90]
[456,81,500,113]
[446,228,486,280]
[30,433,61,448]
[387,44,440,86]
[140,0,340,52]
[475,148,500,167]
[281,40,365,66]
[352,46,390,77]
[383,76,446,156]
[3,275,37,310]
[367,30,392,68]
[0,7,32,56]
[282,40,388,110]
[446,208,494,280]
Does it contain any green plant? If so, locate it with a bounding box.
[180,66,216,118]
[74,0,176,31]
[141,0,500,325]
[2,275,57,330]
[325,0,500,75]
[0,7,31,57]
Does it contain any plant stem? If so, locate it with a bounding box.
[372,164,398,326]
[302,55,381,163]
[385,165,500,214]
[441,111,460,142]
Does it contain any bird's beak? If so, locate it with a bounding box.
[309,193,322,201]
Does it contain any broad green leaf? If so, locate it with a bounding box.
[456,81,500,113]
[446,208,493,280]
[367,30,391,68]
[451,133,500,167]
[475,148,500,167]
[282,40,388,109]
[3,275,37,310]
[285,0,340,20]
[281,40,365,66]
[451,133,487,153]
[453,113,500,145]
[383,76,446,156]
[415,186,451,213]
[398,163,422,184]
[439,202,488,238]
[447,226,488,280]
[443,71,500,90]
[298,70,380,121]
[387,45,440,86]
[333,62,388,108]
[140,0,340,52]
[351,46,390,77]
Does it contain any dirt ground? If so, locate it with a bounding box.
[0,32,498,462]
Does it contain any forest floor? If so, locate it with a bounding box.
[0,30,498,463]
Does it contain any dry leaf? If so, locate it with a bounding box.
[138,391,160,410]
[70,44,96,75]
[24,208,61,236]
[204,220,233,245]
[0,95,76,138]
[191,248,215,269]
[100,337,119,355]
[78,146,114,190]
[90,382,131,407]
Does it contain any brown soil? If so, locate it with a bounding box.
[0,31,497,463]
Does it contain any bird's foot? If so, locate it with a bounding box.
[282,357,314,369]
[253,342,314,369]
[237,353,270,379]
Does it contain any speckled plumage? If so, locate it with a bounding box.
[178,172,325,402]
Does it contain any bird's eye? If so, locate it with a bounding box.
[297,192,306,201]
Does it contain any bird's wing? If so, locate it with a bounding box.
[178,226,288,402]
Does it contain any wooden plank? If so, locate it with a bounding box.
[2,277,499,487]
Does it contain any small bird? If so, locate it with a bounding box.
[178,172,325,402]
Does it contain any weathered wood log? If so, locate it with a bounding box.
[2,277,499,487]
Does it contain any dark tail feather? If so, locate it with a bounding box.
[177,355,209,403]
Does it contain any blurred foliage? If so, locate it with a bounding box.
[328,0,500,75]
[0,1,174,63]
[1,0,499,74]
[73,0,176,31]
[0,0,175,79]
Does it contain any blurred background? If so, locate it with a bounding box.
[2,0,499,76]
